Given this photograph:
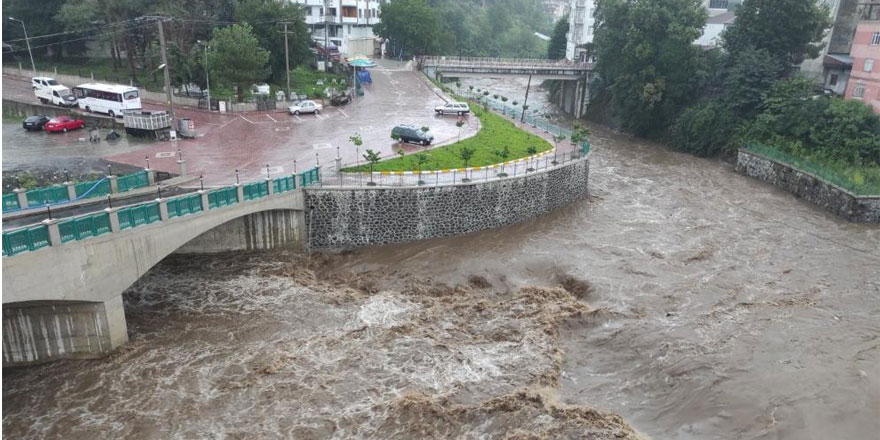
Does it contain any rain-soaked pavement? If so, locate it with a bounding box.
[3,74,879,439]
[3,60,479,186]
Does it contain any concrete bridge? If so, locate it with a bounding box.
[2,172,313,367]
[419,56,594,118]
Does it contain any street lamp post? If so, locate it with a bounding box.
[197,40,211,111]
[9,17,36,74]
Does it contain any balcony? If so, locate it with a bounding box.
[341,0,357,6]
[341,15,358,23]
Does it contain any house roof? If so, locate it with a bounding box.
[823,54,854,68]
[707,11,736,25]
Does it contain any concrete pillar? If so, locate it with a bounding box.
[64,181,76,200]
[105,207,120,232]
[198,190,209,210]
[335,156,342,175]
[108,175,118,194]
[266,178,274,196]
[104,295,129,350]
[177,160,187,177]
[157,198,169,220]
[235,183,244,203]
[14,188,28,210]
[42,218,61,246]
[145,169,156,186]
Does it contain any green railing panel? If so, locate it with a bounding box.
[26,186,69,206]
[117,170,150,193]
[3,193,20,212]
[299,168,321,187]
[167,194,203,218]
[208,187,239,209]
[243,181,269,200]
[273,176,296,194]
[74,179,111,198]
[117,203,161,230]
[58,212,112,243]
[2,225,50,256]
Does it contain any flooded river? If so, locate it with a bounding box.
[3,98,879,438]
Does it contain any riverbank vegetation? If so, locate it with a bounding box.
[342,105,552,172]
[588,0,880,194]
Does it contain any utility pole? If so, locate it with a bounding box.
[282,22,292,99]
[521,74,532,123]
[156,18,174,118]
[9,17,36,74]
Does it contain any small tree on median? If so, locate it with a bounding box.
[495,145,511,177]
[458,145,475,182]
[570,124,592,157]
[363,149,381,186]
[349,133,363,168]
[415,153,429,185]
[526,145,538,171]
[456,119,465,141]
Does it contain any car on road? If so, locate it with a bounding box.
[252,83,271,95]
[288,100,323,115]
[44,116,86,133]
[392,124,434,146]
[434,102,470,116]
[22,115,51,131]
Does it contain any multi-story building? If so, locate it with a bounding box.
[565,0,596,61]
[844,1,880,112]
[285,0,388,56]
[543,0,571,23]
[695,0,737,47]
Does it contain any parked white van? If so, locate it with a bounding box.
[32,77,77,107]
[73,83,142,118]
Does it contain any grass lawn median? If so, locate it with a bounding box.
[342,105,553,172]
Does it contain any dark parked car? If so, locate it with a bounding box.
[392,124,434,146]
[22,115,50,131]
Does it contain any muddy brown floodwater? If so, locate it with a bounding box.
[3,122,879,439]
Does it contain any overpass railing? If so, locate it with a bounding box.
[2,170,152,213]
[420,56,593,70]
[1,167,321,257]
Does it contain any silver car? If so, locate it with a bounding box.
[288,100,323,115]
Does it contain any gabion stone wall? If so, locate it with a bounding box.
[304,158,590,249]
[736,150,880,222]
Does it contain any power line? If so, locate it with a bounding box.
[3,19,143,44]
[3,22,153,53]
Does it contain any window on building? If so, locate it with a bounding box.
[853,83,866,98]
[328,7,336,16]
[709,0,728,9]
[306,7,312,16]
[829,74,839,86]
[872,32,880,45]
[865,58,875,72]
[359,9,363,18]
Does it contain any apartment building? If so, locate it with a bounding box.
[695,0,737,47]
[844,1,880,112]
[565,0,596,61]
[286,0,388,56]
[543,0,571,22]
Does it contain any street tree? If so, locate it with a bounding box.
[456,119,465,141]
[458,145,475,180]
[495,145,511,176]
[415,153,429,185]
[349,133,363,166]
[208,23,270,100]
[363,149,381,185]
[552,134,566,164]
[547,15,569,60]
[373,0,440,58]
[234,0,312,83]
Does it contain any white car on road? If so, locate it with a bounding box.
[288,100,323,115]
[434,101,470,116]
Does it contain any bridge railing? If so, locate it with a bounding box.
[1,167,322,257]
[3,170,152,214]
[420,55,593,69]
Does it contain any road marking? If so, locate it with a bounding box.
[294,115,302,122]
[274,126,291,132]
[359,125,373,132]
[265,114,278,123]
[262,166,284,176]
[315,113,324,120]
[239,114,255,124]
[313,143,333,150]
[337,109,349,118]
[155,152,175,158]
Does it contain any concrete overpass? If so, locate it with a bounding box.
[419,56,594,118]
[2,172,314,367]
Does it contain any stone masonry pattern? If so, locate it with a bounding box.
[303,158,591,249]
[735,150,880,222]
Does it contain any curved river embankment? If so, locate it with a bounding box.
[3,123,879,439]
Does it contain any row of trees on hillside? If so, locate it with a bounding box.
[2,0,311,89]
[374,0,552,59]
[589,0,879,168]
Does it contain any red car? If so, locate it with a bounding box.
[44,116,86,133]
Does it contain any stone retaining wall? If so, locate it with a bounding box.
[303,156,590,249]
[735,149,880,222]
